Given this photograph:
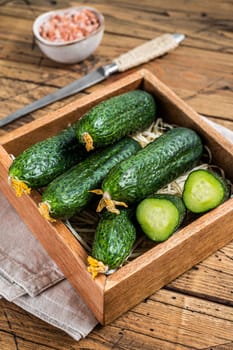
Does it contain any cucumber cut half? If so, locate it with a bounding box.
[182,169,230,213]
[136,194,186,242]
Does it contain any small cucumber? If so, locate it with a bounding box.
[136,194,186,242]
[95,127,203,214]
[76,90,156,151]
[182,169,230,213]
[39,137,141,221]
[87,209,136,279]
[8,123,85,196]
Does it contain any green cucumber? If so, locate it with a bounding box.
[182,169,230,213]
[88,209,136,278]
[96,127,203,214]
[39,137,141,221]
[76,90,156,151]
[8,123,85,196]
[136,194,186,242]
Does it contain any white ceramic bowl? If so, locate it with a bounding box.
[32,6,104,64]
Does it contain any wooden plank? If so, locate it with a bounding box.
[1,289,232,350]
[207,118,233,132]
[0,299,76,349]
[168,242,233,305]
[0,0,232,135]
[0,0,232,347]
[183,93,233,120]
[90,1,233,54]
[1,44,232,133]
[1,1,233,63]
[80,289,233,349]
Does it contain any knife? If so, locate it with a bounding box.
[0,33,185,127]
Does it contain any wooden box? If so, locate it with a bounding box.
[0,69,233,325]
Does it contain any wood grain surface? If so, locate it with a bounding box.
[0,0,232,349]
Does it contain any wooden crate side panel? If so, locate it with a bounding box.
[0,144,105,323]
[103,200,233,324]
[143,70,233,181]
[0,72,143,155]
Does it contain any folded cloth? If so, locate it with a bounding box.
[14,279,98,340]
[0,117,232,340]
[0,192,98,341]
[205,118,233,142]
[0,193,64,300]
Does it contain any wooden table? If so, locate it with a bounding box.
[0,1,232,349]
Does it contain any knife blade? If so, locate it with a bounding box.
[0,33,185,127]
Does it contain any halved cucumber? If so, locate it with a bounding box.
[136,194,186,242]
[182,169,230,213]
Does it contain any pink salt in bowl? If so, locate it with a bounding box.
[33,6,104,64]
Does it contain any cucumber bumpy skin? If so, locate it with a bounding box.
[39,137,141,221]
[136,194,186,242]
[76,90,156,151]
[8,123,85,196]
[95,127,203,214]
[182,169,231,213]
[87,209,136,279]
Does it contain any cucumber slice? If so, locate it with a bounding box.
[136,194,186,242]
[182,169,230,213]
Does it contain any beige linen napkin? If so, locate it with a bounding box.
[0,193,63,300]
[0,192,98,341]
[0,117,232,341]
